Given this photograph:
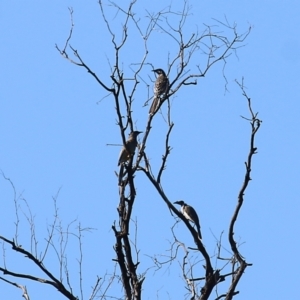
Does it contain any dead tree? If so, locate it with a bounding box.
[0,1,259,299]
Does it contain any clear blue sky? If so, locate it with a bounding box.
[1,1,299,299]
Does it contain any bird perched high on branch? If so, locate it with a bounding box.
[149,68,169,115]
[118,131,142,166]
[174,200,202,239]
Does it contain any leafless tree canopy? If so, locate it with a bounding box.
[0,1,261,299]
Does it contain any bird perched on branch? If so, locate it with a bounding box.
[118,131,142,166]
[149,68,169,115]
[174,200,202,239]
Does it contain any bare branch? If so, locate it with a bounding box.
[225,78,260,300]
[0,277,31,300]
[0,235,77,300]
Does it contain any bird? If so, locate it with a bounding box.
[174,200,202,239]
[118,131,142,166]
[149,68,169,115]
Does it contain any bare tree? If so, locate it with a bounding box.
[0,1,261,299]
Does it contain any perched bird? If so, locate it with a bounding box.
[149,68,169,115]
[174,200,202,239]
[118,131,142,166]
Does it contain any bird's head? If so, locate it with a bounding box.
[130,131,142,138]
[152,68,166,75]
[174,200,185,206]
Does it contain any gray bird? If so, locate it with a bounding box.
[174,200,202,239]
[118,131,142,166]
[149,68,169,115]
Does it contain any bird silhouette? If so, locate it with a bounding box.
[118,131,142,166]
[174,200,202,239]
[149,68,169,115]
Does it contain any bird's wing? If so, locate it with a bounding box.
[186,206,200,225]
[118,147,130,166]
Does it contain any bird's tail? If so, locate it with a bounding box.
[118,164,125,186]
[149,97,160,115]
[197,224,202,240]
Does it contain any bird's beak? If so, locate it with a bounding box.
[173,201,179,204]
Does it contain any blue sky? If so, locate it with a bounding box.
[1,0,299,299]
